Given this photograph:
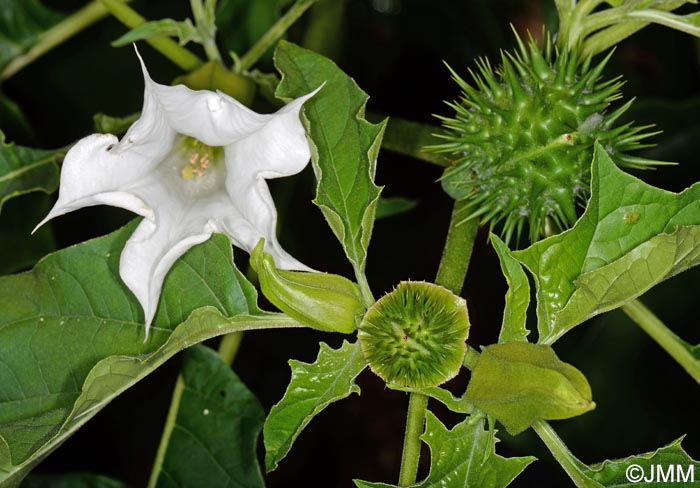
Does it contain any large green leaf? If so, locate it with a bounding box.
[492,235,530,344]
[354,413,535,488]
[153,345,265,488]
[0,0,63,74]
[0,222,299,487]
[514,144,700,344]
[0,132,63,214]
[274,40,385,275]
[263,340,367,472]
[584,437,700,487]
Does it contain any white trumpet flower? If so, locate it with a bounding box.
[36,51,318,337]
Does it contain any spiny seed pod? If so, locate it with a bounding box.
[433,30,665,244]
[358,281,470,388]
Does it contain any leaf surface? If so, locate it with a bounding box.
[0,223,298,486]
[515,144,700,344]
[153,345,265,488]
[274,40,385,274]
[263,340,367,472]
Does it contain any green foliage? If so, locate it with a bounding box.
[151,345,265,488]
[216,0,284,63]
[0,132,62,214]
[0,0,63,74]
[355,413,535,488]
[515,144,700,344]
[492,235,530,343]
[263,340,367,472]
[112,19,200,47]
[375,197,418,220]
[465,343,595,435]
[0,223,296,486]
[584,437,700,486]
[250,239,364,333]
[274,40,385,276]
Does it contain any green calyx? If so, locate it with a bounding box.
[358,281,470,388]
[465,343,595,435]
[250,240,365,334]
[173,61,256,106]
[433,30,664,244]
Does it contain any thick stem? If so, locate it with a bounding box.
[147,333,244,487]
[398,392,429,486]
[1,1,114,81]
[99,0,203,71]
[435,200,479,295]
[353,265,375,308]
[238,0,316,72]
[622,299,700,384]
[532,420,601,488]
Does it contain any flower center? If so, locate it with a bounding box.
[179,136,223,180]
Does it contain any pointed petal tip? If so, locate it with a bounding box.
[32,207,63,235]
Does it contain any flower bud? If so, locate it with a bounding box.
[465,342,595,435]
[250,240,364,334]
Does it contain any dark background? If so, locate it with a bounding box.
[2,0,700,486]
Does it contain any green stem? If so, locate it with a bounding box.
[398,392,429,486]
[396,199,480,486]
[622,299,700,384]
[435,200,479,295]
[147,332,244,487]
[532,420,602,488]
[99,0,203,71]
[190,0,222,62]
[566,0,607,50]
[1,1,114,81]
[238,0,316,72]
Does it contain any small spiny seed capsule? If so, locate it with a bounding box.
[358,281,470,388]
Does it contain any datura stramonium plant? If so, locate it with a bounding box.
[434,32,664,244]
[35,51,318,337]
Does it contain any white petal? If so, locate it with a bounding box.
[120,211,217,337]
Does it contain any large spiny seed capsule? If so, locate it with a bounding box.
[358,281,470,388]
[433,30,663,244]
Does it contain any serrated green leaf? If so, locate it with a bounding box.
[153,345,265,488]
[263,340,367,472]
[0,222,300,486]
[274,40,385,274]
[465,343,595,435]
[492,235,530,344]
[417,413,535,487]
[112,19,200,47]
[0,132,63,214]
[514,144,700,344]
[22,472,129,488]
[375,197,418,220]
[584,437,700,487]
[0,0,63,74]
[355,413,535,488]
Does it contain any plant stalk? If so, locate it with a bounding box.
[2,1,116,81]
[147,332,244,487]
[398,392,429,486]
[532,420,601,488]
[622,299,700,384]
[99,0,203,71]
[435,200,479,296]
[238,0,316,72]
[397,199,480,485]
